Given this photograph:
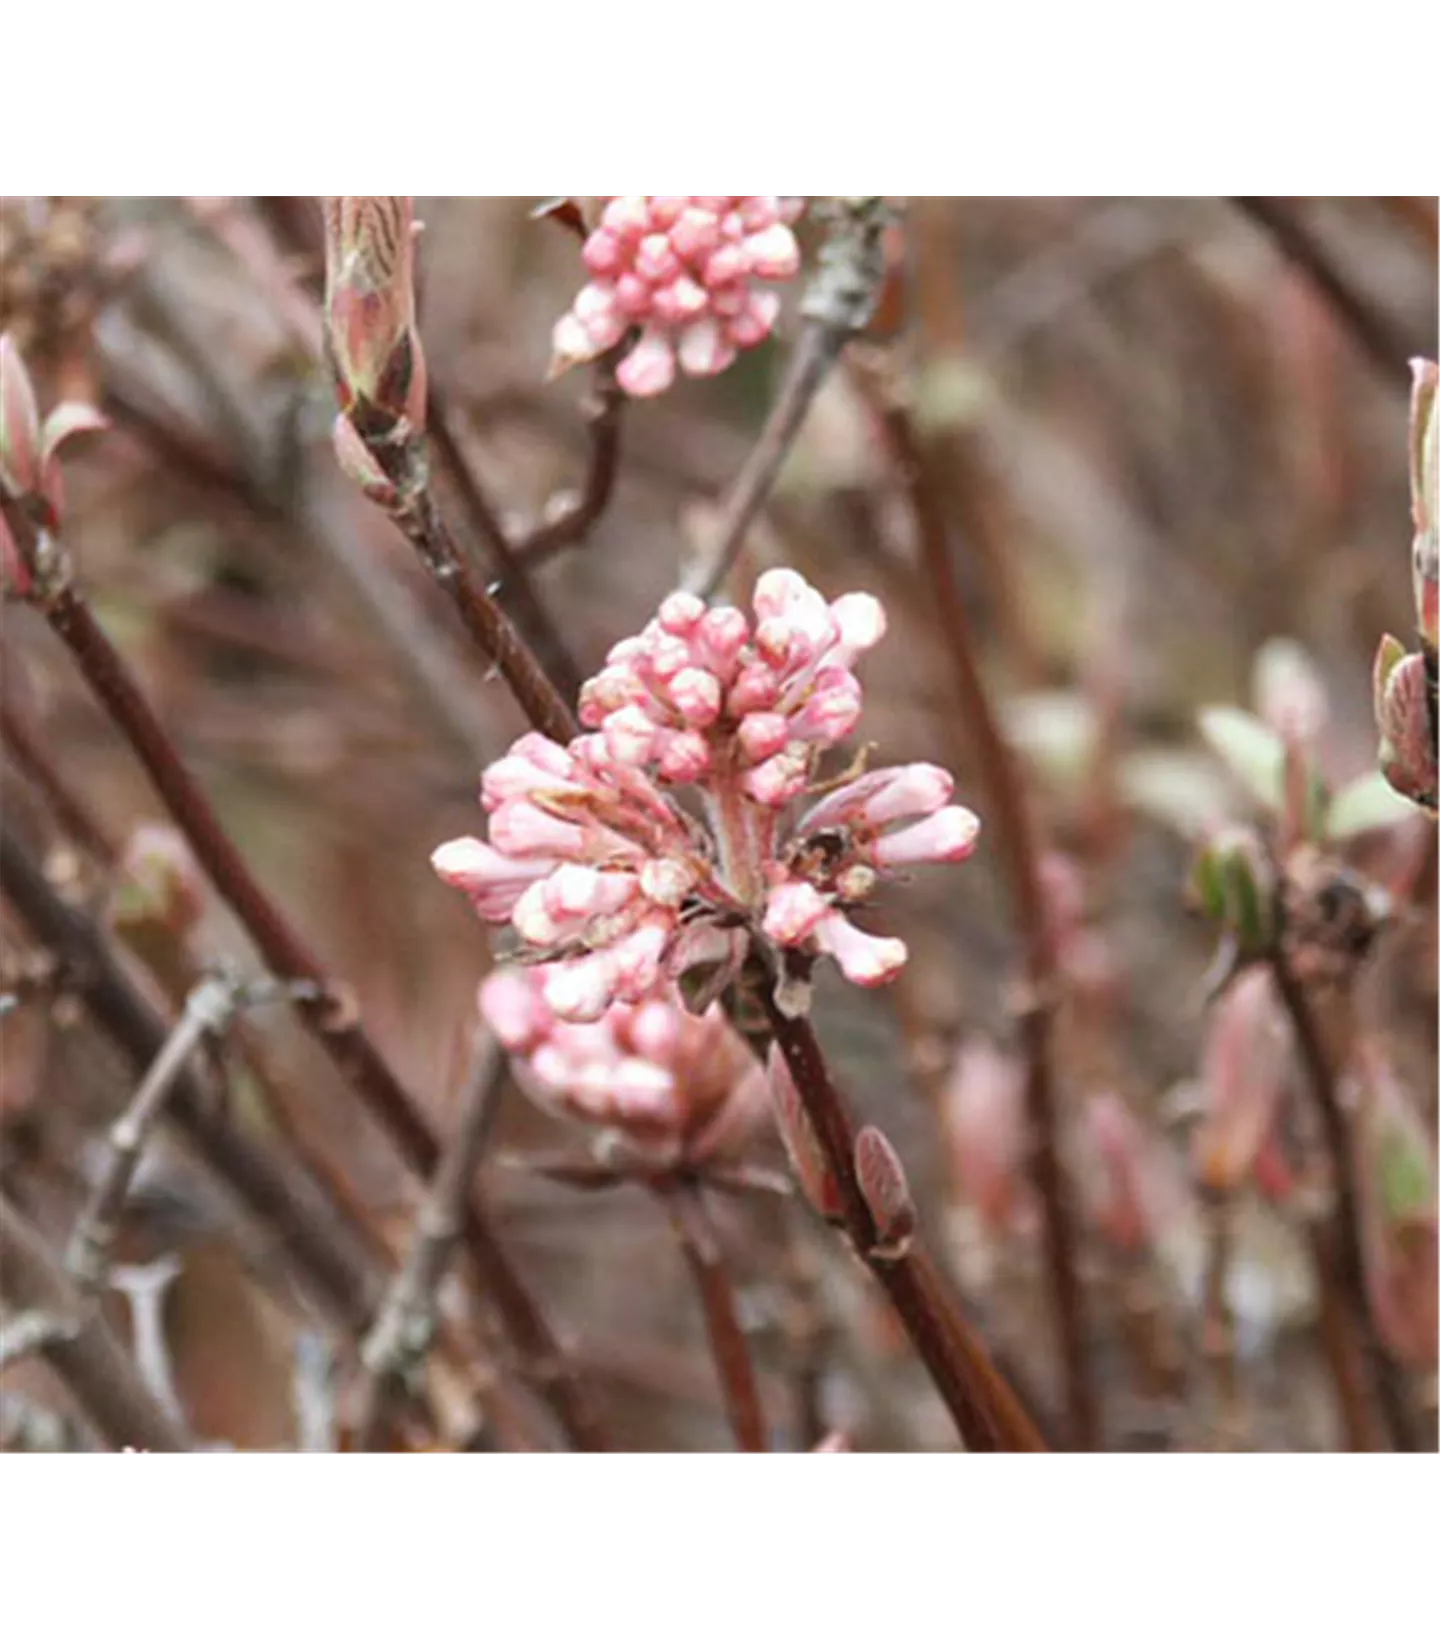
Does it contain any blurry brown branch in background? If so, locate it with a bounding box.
[510,353,625,568]
[660,1181,769,1452]
[852,354,1099,1451]
[1231,198,1421,384]
[0,695,118,862]
[0,819,379,1330]
[1269,938,1419,1451]
[689,199,895,600]
[0,1195,193,1454]
[1,503,607,1451]
[1379,197,1440,255]
[353,1032,507,1449]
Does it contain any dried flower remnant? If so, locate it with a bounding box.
[939,1038,1031,1238]
[480,968,766,1166]
[551,198,805,399]
[434,572,980,1021]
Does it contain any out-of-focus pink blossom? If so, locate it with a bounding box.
[479,967,766,1165]
[434,571,980,1019]
[551,198,804,399]
[1083,1093,1169,1254]
[940,1038,1030,1236]
[1193,970,1294,1194]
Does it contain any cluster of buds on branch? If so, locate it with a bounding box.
[479,967,767,1168]
[1374,358,1438,815]
[433,570,980,1023]
[0,333,106,596]
[551,197,804,399]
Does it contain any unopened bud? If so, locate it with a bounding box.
[322,197,428,440]
[854,1125,917,1260]
[109,824,205,993]
[1191,827,1277,955]
[0,333,42,500]
[331,414,401,509]
[1373,641,1438,814]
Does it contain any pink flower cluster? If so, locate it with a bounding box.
[551,197,803,398]
[434,571,981,1022]
[480,968,765,1162]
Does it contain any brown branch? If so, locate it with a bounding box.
[510,355,625,568]
[0,696,119,863]
[0,819,378,1330]
[3,516,606,1449]
[758,978,1046,1453]
[64,976,241,1298]
[354,1031,508,1448]
[853,356,1098,1450]
[687,325,838,600]
[1378,196,1440,253]
[661,1181,769,1453]
[1269,946,1419,1451]
[1305,1224,1384,1453]
[688,198,894,600]
[1231,198,1418,385]
[394,487,579,748]
[425,393,586,703]
[0,1194,192,1453]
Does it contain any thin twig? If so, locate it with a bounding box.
[757,971,1046,1453]
[0,1195,192,1453]
[65,976,242,1298]
[0,697,119,863]
[355,1032,507,1447]
[688,199,894,600]
[394,488,579,748]
[853,355,1099,1450]
[1270,944,1419,1451]
[1231,198,1417,385]
[1305,1224,1384,1452]
[510,355,626,568]
[660,1180,769,1453]
[3,509,606,1449]
[424,398,586,705]
[0,819,379,1331]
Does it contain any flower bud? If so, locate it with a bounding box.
[322,197,428,439]
[855,1125,917,1259]
[1373,640,1438,814]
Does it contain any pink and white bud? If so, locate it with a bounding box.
[872,806,981,869]
[617,329,678,399]
[764,880,831,947]
[815,914,908,987]
[432,838,551,922]
[479,970,552,1055]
